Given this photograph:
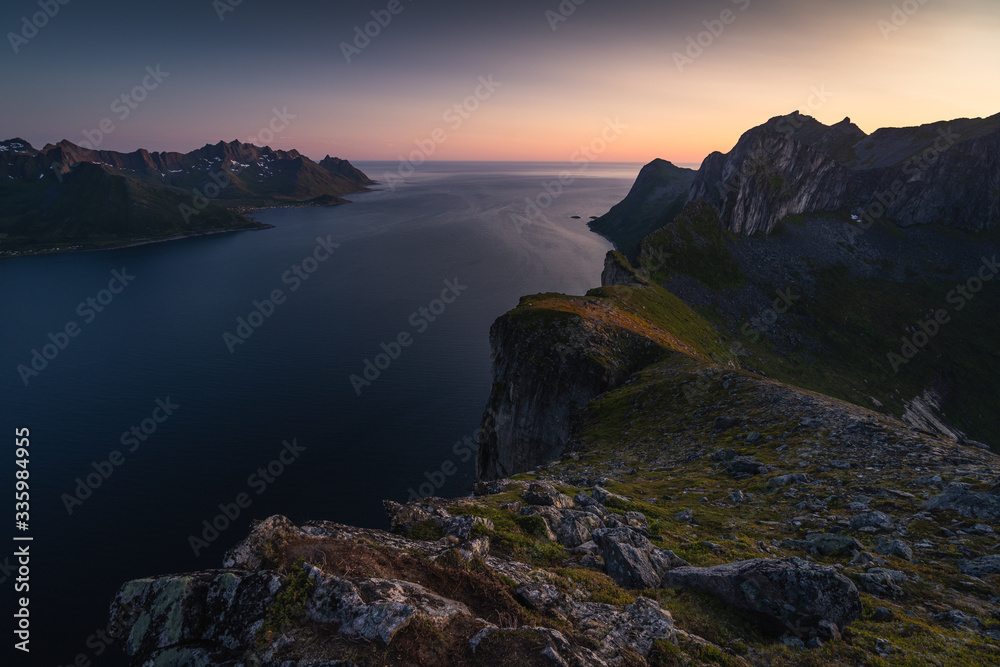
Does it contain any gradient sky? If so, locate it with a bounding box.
[2,0,999,164]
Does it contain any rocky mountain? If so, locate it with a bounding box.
[0,138,373,255]
[588,159,696,260]
[689,111,1000,235]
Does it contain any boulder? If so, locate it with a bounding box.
[523,482,574,509]
[469,626,607,665]
[856,568,907,599]
[444,515,494,540]
[593,486,630,505]
[223,515,307,569]
[382,499,451,536]
[516,582,571,614]
[307,566,471,644]
[557,511,605,548]
[923,483,1000,521]
[592,528,688,589]
[601,597,678,657]
[805,533,864,556]
[849,511,894,532]
[675,509,694,523]
[768,473,810,488]
[873,537,913,560]
[662,557,862,638]
[723,456,772,477]
[957,555,1000,577]
[109,569,284,665]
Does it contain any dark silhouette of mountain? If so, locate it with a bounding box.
[0,138,374,255]
[588,158,696,260]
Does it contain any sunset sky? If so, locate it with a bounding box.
[2,0,999,165]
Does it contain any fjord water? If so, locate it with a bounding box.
[1,161,637,664]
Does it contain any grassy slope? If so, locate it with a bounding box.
[446,355,1000,666]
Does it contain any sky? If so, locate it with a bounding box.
[2,0,999,165]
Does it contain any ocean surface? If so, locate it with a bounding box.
[0,161,641,664]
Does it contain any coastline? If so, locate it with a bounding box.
[0,222,274,260]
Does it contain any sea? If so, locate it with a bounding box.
[0,160,643,664]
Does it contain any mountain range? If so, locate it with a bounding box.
[0,138,374,255]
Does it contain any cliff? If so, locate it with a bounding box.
[689,111,1000,235]
[476,280,734,481]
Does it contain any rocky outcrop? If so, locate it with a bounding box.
[662,558,862,639]
[690,113,855,235]
[475,298,672,480]
[109,569,284,665]
[923,482,1000,521]
[593,527,688,588]
[601,250,652,287]
[687,111,1000,235]
[108,511,724,666]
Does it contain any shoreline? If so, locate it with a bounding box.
[0,190,383,260]
[0,222,274,260]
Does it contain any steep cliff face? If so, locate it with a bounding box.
[689,111,1000,235]
[475,297,669,480]
[690,114,854,235]
[475,284,733,481]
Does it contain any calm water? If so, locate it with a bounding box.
[0,161,639,664]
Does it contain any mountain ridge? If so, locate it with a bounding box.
[0,137,374,256]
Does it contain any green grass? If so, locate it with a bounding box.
[258,559,315,641]
[637,199,745,290]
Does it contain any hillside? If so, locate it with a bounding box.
[0,138,374,256]
[588,159,696,261]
